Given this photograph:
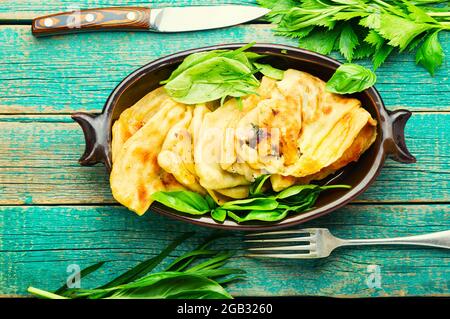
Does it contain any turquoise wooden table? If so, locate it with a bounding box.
[0,0,449,298]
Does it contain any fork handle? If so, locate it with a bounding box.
[339,230,450,249]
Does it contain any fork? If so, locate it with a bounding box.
[245,228,450,259]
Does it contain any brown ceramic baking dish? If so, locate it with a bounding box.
[72,43,416,230]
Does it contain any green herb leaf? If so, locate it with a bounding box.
[376,14,431,51]
[163,56,259,104]
[253,63,285,80]
[221,197,279,211]
[326,63,377,94]
[299,26,342,55]
[373,44,393,70]
[151,191,210,215]
[249,174,271,196]
[98,232,194,290]
[107,273,232,299]
[211,208,227,223]
[276,184,318,199]
[339,24,360,61]
[54,261,106,295]
[227,209,288,223]
[258,0,448,74]
[415,31,444,76]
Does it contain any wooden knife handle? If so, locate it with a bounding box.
[32,7,151,37]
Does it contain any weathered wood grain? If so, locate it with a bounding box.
[0,112,448,205]
[0,204,448,297]
[0,25,448,114]
[0,0,256,20]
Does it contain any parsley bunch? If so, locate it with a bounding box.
[258,0,449,75]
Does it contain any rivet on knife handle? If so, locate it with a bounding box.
[32,7,151,37]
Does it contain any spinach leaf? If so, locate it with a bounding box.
[326,63,377,94]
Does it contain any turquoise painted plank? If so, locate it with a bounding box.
[0,204,448,297]
[0,112,448,205]
[0,0,256,20]
[0,25,448,113]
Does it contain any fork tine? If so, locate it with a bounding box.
[246,252,319,259]
[247,244,316,251]
[245,236,315,243]
[245,229,316,237]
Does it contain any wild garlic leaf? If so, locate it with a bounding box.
[98,232,194,290]
[326,63,377,94]
[54,261,106,295]
[253,63,285,80]
[151,191,210,215]
[161,51,224,84]
[221,197,279,211]
[339,24,360,61]
[249,174,271,196]
[276,184,318,200]
[164,56,259,104]
[107,273,232,299]
[415,31,444,76]
[211,208,227,223]
[227,209,288,223]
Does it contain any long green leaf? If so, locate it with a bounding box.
[98,232,194,289]
[166,232,230,272]
[106,273,232,299]
[54,261,106,295]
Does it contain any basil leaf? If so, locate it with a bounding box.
[211,208,227,223]
[151,191,210,215]
[415,31,444,76]
[253,62,285,80]
[221,197,278,211]
[326,63,377,94]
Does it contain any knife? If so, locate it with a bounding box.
[31,5,270,37]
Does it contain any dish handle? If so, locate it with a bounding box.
[71,112,112,170]
[384,109,416,163]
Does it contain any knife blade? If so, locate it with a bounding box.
[31,5,270,37]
